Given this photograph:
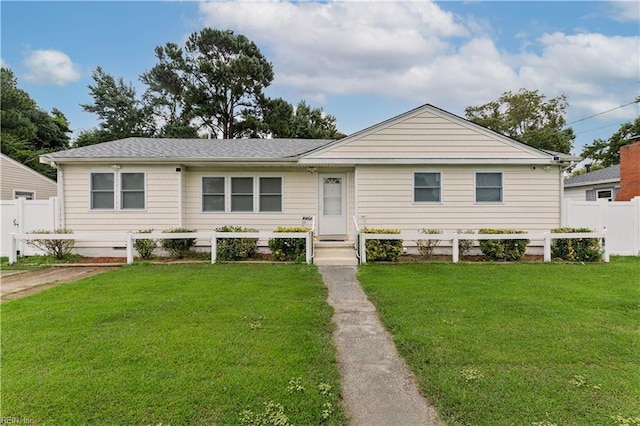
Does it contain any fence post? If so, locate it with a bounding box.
[602,229,609,263]
[452,232,459,263]
[126,233,134,264]
[211,231,217,264]
[359,233,366,264]
[544,232,551,262]
[306,230,313,264]
[9,234,17,264]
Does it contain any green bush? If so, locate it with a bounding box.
[215,226,258,261]
[551,227,602,262]
[134,229,156,260]
[268,227,311,262]
[416,228,442,260]
[161,228,196,259]
[457,230,476,258]
[362,228,403,262]
[478,229,529,261]
[25,229,75,259]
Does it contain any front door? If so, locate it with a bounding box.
[318,174,347,237]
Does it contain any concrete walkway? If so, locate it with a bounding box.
[319,266,441,426]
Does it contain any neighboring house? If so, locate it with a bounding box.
[40,104,573,252]
[1,153,57,200]
[563,165,620,201]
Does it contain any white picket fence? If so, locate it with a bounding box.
[1,197,59,257]
[563,197,640,256]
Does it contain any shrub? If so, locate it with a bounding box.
[25,229,75,259]
[478,228,529,261]
[268,227,311,262]
[551,227,602,262]
[416,228,443,260]
[362,228,403,262]
[160,228,196,259]
[215,226,258,261]
[457,229,476,258]
[134,229,157,260]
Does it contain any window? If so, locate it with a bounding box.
[414,172,441,203]
[91,172,115,209]
[597,189,613,201]
[476,172,502,203]
[231,177,254,212]
[14,191,35,200]
[260,177,282,212]
[203,177,225,212]
[121,173,145,209]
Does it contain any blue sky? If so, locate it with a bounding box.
[2,1,639,156]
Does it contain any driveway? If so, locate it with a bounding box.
[1,266,119,302]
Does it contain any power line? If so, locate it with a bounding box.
[565,100,639,126]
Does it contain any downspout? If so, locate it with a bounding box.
[53,161,64,228]
[353,166,359,240]
[177,166,183,228]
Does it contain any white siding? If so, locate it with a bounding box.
[1,154,57,200]
[563,183,620,201]
[356,165,561,232]
[310,111,543,160]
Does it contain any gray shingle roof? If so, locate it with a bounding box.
[564,164,620,186]
[44,137,334,162]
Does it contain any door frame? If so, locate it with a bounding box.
[317,173,348,238]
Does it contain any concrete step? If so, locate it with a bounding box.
[314,245,359,266]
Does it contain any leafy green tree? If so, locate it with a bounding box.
[79,66,154,145]
[143,28,274,139]
[580,114,640,167]
[290,101,344,139]
[465,89,575,154]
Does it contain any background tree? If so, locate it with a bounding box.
[143,28,273,139]
[580,108,640,167]
[252,98,344,139]
[79,66,154,146]
[465,88,575,154]
[1,67,70,178]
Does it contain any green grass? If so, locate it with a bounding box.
[1,254,85,270]
[358,257,640,426]
[1,264,345,425]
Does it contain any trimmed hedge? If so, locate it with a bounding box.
[362,228,403,262]
[551,227,602,262]
[134,229,156,259]
[478,229,529,261]
[161,228,196,259]
[268,227,311,262]
[215,226,258,261]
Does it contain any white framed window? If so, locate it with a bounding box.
[414,172,441,203]
[91,172,115,210]
[202,177,225,212]
[259,177,282,212]
[475,172,503,203]
[597,189,613,201]
[231,177,254,212]
[14,190,35,200]
[121,172,145,209]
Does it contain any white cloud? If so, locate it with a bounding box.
[197,0,639,122]
[23,49,81,86]
[609,1,639,22]
[0,58,8,69]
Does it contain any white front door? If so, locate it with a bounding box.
[318,174,347,237]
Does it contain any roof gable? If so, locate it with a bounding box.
[1,153,56,185]
[302,104,554,163]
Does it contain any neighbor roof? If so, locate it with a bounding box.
[564,165,620,187]
[41,137,334,163]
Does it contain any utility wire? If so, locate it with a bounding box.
[565,100,638,127]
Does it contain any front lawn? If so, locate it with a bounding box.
[1,264,345,425]
[358,257,640,426]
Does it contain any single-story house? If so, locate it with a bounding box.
[1,153,57,200]
[563,165,620,201]
[40,104,575,254]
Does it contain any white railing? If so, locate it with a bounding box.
[358,231,608,264]
[9,231,314,265]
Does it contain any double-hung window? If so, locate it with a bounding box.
[259,177,282,212]
[475,172,503,203]
[203,177,225,212]
[91,172,115,210]
[414,172,441,203]
[121,173,145,209]
[231,177,254,212]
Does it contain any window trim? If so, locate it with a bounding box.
[413,171,442,204]
[596,189,613,201]
[120,171,147,210]
[89,171,116,211]
[230,176,255,212]
[474,171,503,204]
[259,177,283,213]
[202,176,226,212]
[201,175,285,213]
[13,190,35,200]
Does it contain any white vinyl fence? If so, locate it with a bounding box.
[563,197,640,256]
[1,197,59,257]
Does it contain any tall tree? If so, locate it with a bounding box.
[581,113,640,167]
[465,89,575,154]
[79,66,154,145]
[143,28,274,139]
[1,67,70,178]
